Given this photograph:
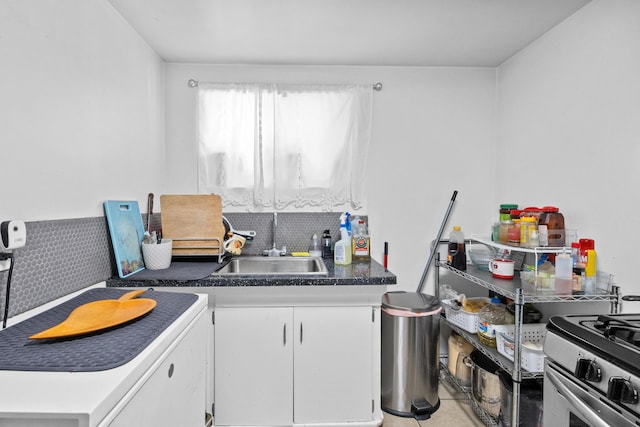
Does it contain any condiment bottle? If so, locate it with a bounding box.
[538,206,565,247]
[447,226,466,271]
[583,249,597,294]
[520,217,537,248]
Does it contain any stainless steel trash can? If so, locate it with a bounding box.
[381,291,442,420]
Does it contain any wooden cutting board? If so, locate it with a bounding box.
[29,290,156,340]
[160,194,226,255]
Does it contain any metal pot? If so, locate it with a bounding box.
[469,350,501,418]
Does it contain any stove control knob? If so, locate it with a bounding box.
[575,358,602,382]
[607,377,639,404]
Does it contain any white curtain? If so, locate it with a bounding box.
[198,83,373,211]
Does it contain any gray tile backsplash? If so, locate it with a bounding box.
[0,212,362,321]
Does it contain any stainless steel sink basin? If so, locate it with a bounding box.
[215,256,329,276]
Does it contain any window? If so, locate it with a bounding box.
[197,83,373,211]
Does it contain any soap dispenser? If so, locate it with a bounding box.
[309,234,322,257]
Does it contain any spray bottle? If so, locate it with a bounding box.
[334,212,352,265]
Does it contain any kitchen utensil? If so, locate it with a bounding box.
[488,258,515,279]
[160,194,226,256]
[142,239,173,270]
[222,216,256,241]
[29,290,156,340]
[470,349,502,418]
[417,190,458,294]
[223,234,246,255]
[146,193,154,233]
[104,201,146,278]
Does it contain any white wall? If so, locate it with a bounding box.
[165,64,497,292]
[496,0,640,309]
[0,0,165,221]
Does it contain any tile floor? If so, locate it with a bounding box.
[382,381,485,427]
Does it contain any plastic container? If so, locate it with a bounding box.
[495,324,546,372]
[447,226,466,271]
[309,233,322,257]
[477,297,512,348]
[442,298,491,333]
[537,206,565,247]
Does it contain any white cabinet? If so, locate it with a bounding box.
[109,309,208,427]
[214,305,377,426]
[214,307,293,426]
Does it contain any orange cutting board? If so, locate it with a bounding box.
[29,290,156,340]
[160,194,226,255]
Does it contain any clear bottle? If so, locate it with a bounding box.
[477,297,510,347]
[309,233,322,257]
[352,219,371,261]
[447,226,466,271]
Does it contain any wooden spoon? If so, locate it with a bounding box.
[29,290,157,340]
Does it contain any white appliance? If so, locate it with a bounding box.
[0,287,208,427]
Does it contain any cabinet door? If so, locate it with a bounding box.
[214,307,293,426]
[109,311,207,427]
[293,306,373,423]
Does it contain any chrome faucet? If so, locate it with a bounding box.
[263,212,286,256]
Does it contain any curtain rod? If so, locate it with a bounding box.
[187,79,382,91]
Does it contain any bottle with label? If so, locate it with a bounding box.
[352,219,371,261]
[447,226,466,271]
[477,297,511,347]
[321,229,333,259]
[334,214,352,265]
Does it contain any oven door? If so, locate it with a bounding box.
[544,361,638,427]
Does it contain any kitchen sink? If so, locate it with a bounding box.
[214,256,329,276]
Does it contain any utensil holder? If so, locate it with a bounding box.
[142,239,173,270]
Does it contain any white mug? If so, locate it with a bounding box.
[224,235,246,254]
[488,258,514,279]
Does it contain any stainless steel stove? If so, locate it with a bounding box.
[544,314,640,427]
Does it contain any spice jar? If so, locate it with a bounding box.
[538,206,566,247]
[520,217,537,248]
[499,204,518,222]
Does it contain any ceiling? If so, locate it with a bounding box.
[107,0,591,67]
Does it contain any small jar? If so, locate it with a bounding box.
[538,206,565,247]
[520,217,537,248]
[499,204,518,222]
[508,219,520,245]
[499,220,513,243]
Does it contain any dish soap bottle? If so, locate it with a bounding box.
[447,226,466,271]
[352,218,371,261]
[334,213,352,265]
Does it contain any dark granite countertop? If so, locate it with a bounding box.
[106,257,396,288]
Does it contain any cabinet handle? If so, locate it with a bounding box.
[300,323,303,344]
[283,324,287,346]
